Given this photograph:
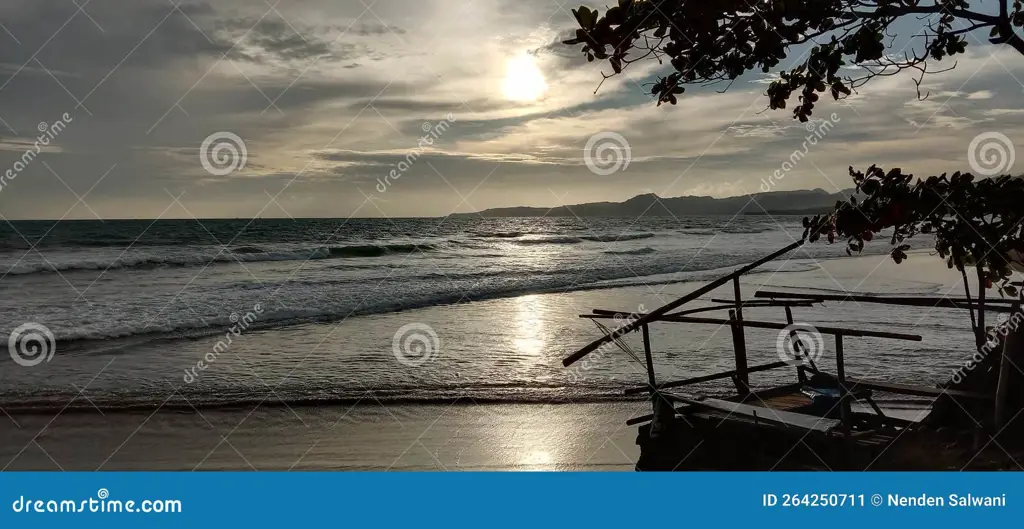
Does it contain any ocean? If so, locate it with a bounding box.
[0,216,972,413]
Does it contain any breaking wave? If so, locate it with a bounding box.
[4,243,440,275]
[603,247,656,256]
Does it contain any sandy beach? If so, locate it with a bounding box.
[2,403,646,471]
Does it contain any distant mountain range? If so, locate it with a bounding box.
[454,188,858,218]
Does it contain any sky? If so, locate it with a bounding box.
[0,0,1022,219]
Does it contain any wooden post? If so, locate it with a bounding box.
[732,277,749,395]
[835,335,852,434]
[641,324,656,390]
[785,305,806,384]
[729,309,750,397]
[994,303,1023,430]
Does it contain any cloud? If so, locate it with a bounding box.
[1,1,1024,219]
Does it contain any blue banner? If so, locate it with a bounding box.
[0,472,1018,528]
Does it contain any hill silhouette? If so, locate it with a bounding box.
[454,188,855,217]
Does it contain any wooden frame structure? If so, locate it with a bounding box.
[562,241,1007,469]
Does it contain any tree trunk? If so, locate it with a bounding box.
[995,308,1024,432]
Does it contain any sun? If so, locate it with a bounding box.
[502,53,548,102]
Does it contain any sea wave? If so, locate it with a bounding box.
[511,236,584,245]
[603,247,656,256]
[509,232,656,245]
[20,256,823,345]
[721,225,779,234]
[678,226,778,235]
[3,243,439,275]
[472,231,525,239]
[582,232,655,242]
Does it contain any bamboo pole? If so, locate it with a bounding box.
[708,298,817,308]
[835,335,852,434]
[785,305,806,384]
[581,300,815,320]
[562,241,805,367]
[623,361,793,395]
[641,324,656,390]
[754,290,1019,310]
[995,302,1023,429]
[648,315,922,341]
[732,278,749,394]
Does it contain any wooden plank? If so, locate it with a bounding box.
[754,290,1019,311]
[562,240,805,367]
[581,301,814,320]
[845,377,992,400]
[626,413,655,426]
[709,298,816,307]
[623,360,792,396]
[658,315,922,341]
[664,394,841,434]
[754,392,813,411]
[582,305,731,319]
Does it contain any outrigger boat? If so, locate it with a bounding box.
[563,241,1021,470]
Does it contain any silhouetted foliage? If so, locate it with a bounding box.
[564,0,1024,349]
[564,0,1024,120]
[801,168,1023,298]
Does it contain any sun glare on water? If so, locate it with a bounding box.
[502,54,548,102]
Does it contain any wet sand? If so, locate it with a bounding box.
[1,402,647,471]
